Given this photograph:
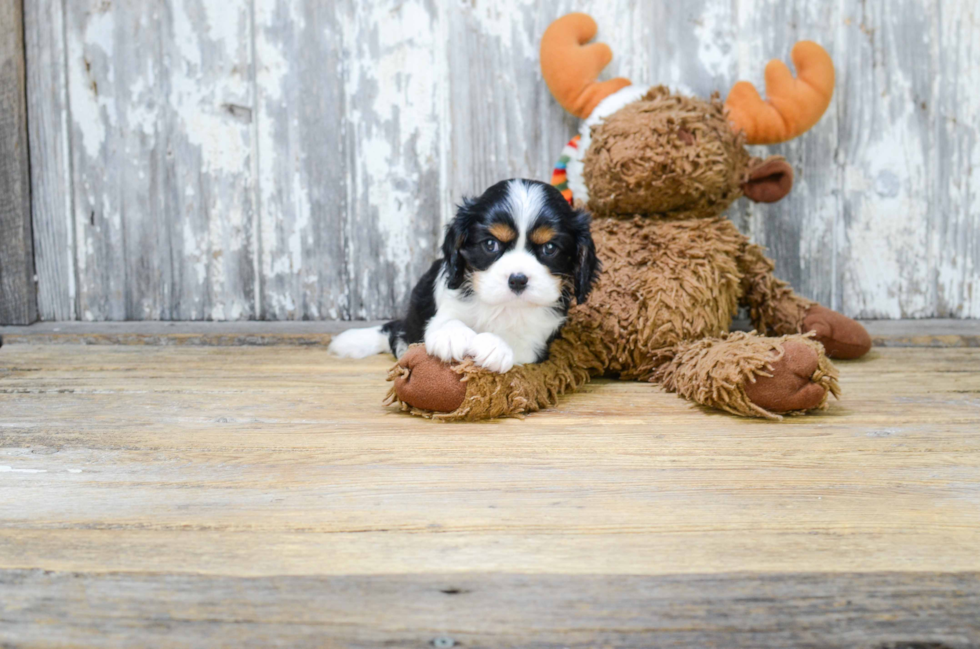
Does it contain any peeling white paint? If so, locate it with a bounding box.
[344,0,447,318]
[68,9,114,159]
[693,2,734,79]
[171,1,252,176]
[28,0,980,321]
[839,0,935,319]
[0,466,47,474]
[169,0,255,321]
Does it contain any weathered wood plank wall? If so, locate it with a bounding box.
[0,0,37,325]
[22,0,980,322]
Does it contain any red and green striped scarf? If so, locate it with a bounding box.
[549,134,580,204]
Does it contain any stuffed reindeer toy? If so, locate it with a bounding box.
[386,12,871,421]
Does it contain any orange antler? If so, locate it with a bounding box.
[725,41,835,145]
[540,13,631,120]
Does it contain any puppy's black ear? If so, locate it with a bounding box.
[571,209,600,304]
[442,198,474,290]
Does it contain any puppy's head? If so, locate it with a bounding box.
[443,179,599,308]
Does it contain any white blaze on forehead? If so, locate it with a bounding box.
[505,180,546,247]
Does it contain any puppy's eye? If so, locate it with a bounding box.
[483,239,500,253]
[541,242,558,256]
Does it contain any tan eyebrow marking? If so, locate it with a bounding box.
[530,226,556,245]
[488,223,516,243]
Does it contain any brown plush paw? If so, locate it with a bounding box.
[801,305,872,359]
[743,341,828,413]
[392,346,467,413]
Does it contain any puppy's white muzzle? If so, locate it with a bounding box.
[474,250,561,307]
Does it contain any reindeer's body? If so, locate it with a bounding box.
[573,216,745,380]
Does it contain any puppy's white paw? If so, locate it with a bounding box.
[467,332,515,373]
[425,320,477,363]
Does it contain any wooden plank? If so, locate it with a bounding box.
[61,0,117,320]
[0,344,979,643]
[162,0,257,320]
[342,0,448,320]
[836,0,942,318]
[637,0,738,96]
[935,1,980,318]
[0,0,36,326]
[253,0,348,320]
[0,345,978,577]
[446,1,567,200]
[1,570,977,648]
[64,0,256,321]
[1,318,978,347]
[24,0,76,321]
[0,319,383,346]
[733,0,840,310]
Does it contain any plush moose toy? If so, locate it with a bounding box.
[386,13,871,421]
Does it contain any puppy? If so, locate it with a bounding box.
[329,179,599,372]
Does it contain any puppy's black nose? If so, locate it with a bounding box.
[508,273,528,294]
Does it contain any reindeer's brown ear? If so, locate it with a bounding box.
[742,157,794,203]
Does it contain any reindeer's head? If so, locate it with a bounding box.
[540,13,834,220]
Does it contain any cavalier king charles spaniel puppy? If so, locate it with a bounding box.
[329,178,599,372]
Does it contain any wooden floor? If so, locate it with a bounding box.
[1,343,979,647]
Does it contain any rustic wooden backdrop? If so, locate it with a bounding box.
[0,0,35,325]
[19,0,980,322]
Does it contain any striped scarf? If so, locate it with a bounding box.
[549,135,580,204]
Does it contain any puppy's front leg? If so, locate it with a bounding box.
[425,319,477,363]
[467,333,515,373]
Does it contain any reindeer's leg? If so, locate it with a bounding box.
[738,242,871,359]
[386,323,606,421]
[654,332,840,419]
